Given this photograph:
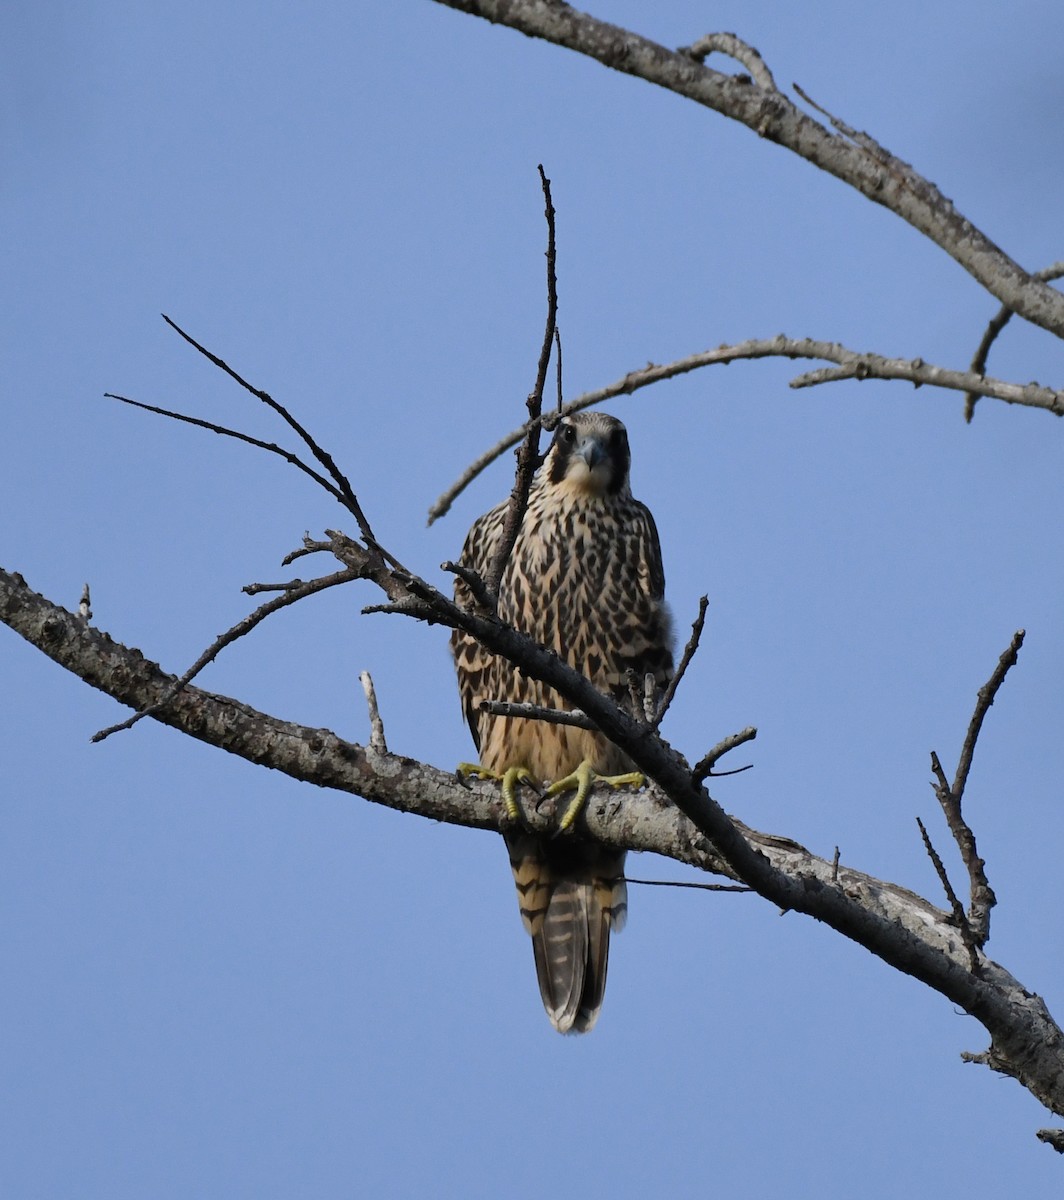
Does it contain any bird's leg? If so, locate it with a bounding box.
[456,763,539,822]
[546,760,644,833]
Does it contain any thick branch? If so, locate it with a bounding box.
[430,0,1064,338]
[4,564,1064,1119]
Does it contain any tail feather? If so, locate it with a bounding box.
[505,831,627,1033]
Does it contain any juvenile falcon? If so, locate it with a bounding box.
[451,412,673,1033]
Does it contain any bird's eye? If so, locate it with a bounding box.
[560,424,575,443]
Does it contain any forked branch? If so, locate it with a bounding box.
[927,631,1022,946]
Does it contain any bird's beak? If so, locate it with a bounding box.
[574,435,607,471]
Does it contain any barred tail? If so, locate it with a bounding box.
[504,831,627,1034]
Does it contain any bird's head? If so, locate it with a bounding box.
[544,412,631,497]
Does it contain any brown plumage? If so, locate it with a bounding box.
[451,412,673,1033]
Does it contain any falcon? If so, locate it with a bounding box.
[452,411,673,1032]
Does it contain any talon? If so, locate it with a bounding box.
[455,762,537,823]
[546,761,645,833]
[456,762,493,783]
[500,765,537,822]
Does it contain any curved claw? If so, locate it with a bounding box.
[546,761,645,833]
[456,762,538,822]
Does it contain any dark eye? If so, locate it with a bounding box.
[558,423,576,444]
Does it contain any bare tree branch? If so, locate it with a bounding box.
[554,326,564,414]
[654,594,708,728]
[965,262,1064,420]
[926,631,1022,946]
[160,315,380,549]
[692,727,758,784]
[483,165,558,602]
[477,700,596,730]
[680,32,778,92]
[4,563,1063,1119]
[428,336,1064,522]
[429,0,1064,339]
[91,565,363,742]
[106,392,350,508]
[916,815,978,971]
[359,670,388,753]
[625,876,753,894]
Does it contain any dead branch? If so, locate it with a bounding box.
[90,565,363,743]
[429,0,1064,339]
[428,336,1064,522]
[160,315,380,550]
[4,563,1063,1120]
[916,815,978,971]
[477,700,596,731]
[680,32,778,93]
[966,262,1064,420]
[692,727,758,784]
[654,594,708,728]
[625,876,753,894]
[106,391,349,508]
[359,670,388,753]
[926,631,1021,946]
[483,165,558,601]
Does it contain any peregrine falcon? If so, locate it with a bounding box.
[452,412,673,1032]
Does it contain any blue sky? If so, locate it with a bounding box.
[4,1,1064,1195]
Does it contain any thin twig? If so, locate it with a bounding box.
[831,846,840,883]
[440,559,495,613]
[284,539,333,566]
[160,315,380,549]
[243,579,309,595]
[654,594,708,727]
[965,261,1064,421]
[692,726,758,784]
[954,630,1025,802]
[793,83,893,162]
[78,583,92,622]
[427,335,1064,523]
[478,700,595,730]
[361,598,430,618]
[624,876,753,893]
[917,816,978,971]
[679,32,778,92]
[91,567,361,742]
[360,670,388,753]
[483,165,558,600]
[926,630,1021,945]
[106,393,348,506]
[554,327,563,414]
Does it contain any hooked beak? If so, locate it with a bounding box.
[573,435,607,471]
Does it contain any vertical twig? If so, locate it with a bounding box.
[554,327,564,415]
[653,594,709,727]
[484,165,558,601]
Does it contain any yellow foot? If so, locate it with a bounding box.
[545,760,645,833]
[456,763,538,821]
